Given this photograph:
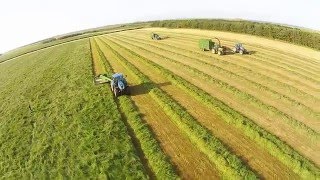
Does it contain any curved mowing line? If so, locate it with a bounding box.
[93,39,179,179]
[103,36,320,179]
[135,31,320,83]
[115,34,320,121]
[143,29,320,67]
[108,35,320,139]
[98,37,258,179]
[122,31,320,93]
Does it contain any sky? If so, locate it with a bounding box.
[0,0,319,54]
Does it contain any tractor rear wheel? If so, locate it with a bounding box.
[218,50,222,55]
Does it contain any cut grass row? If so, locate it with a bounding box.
[122,32,320,109]
[101,36,301,179]
[109,35,319,139]
[146,30,319,75]
[103,36,320,179]
[92,38,179,179]
[97,37,257,179]
[89,38,107,75]
[115,34,320,128]
[121,32,320,107]
[126,30,320,92]
[97,38,222,179]
[142,31,320,88]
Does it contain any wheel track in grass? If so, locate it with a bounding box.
[94,38,221,179]
[99,36,300,179]
[113,34,320,131]
[109,35,319,139]
[124,30,320,92]
[105,35,320,167]
[143,29,320,70]
[116,32,320,110]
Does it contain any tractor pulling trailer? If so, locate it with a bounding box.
[199,38,249,55]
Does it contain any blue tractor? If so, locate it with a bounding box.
[110,73,130,97]
[94,73,129,97]
[233,43,248,55]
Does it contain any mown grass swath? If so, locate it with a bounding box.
[146,31,320,84]
[0,39,147,179]
[146,30,320,70]
[103,36,320,179]
[116,34,319,123]
[92,38,179,179]
[98,37,257,179]
[122,31,319,109]
[111,35,319,139]
[123,32,319,101]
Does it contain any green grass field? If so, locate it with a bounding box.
[0,26,319,179]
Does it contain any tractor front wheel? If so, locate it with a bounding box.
[218,50,222,55]
[239,50,244,55]
[212,49,216,54]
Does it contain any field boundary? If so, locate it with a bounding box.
[0,27,143,65]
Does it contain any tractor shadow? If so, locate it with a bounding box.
[248,50,257,55]
[160,36,169,40]
[129,82,172,96]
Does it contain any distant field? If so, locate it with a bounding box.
[0,27,319,179]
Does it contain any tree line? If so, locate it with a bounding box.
[151,19,320,50]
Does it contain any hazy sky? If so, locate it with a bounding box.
[0,0,319,53]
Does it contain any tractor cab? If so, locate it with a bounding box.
[111,73,129,97]
[233,43,248,55]
[112,73,126,84]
